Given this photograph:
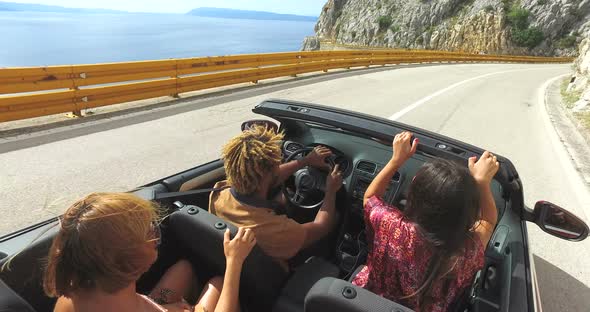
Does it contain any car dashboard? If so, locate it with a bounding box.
[282,124,505,217]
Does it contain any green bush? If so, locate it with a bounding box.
[377,16,393,31]
[351,31,357,39]
[571,8,583,19]
[557,35,577,48]
[507,6,530,29]
[537,0,548,5]
[484,5,495,12]
[560,78,582,109]
[511,27,544,48]
[501,0,513,10]
[390,24,401,33]
[505,5,543,48]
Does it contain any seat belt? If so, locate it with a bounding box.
[154,186,286,215]
[154,186,230,200]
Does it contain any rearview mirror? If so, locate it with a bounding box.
[241,119,279,133]
[533,201,589,241]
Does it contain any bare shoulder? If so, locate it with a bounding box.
[53,297,74,312]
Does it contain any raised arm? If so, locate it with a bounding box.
[468,151,500,246]
[213,228,256,312]
[301,165,343,248]
[364,132,418,206]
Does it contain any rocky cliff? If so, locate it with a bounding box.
[571,37,590,111]
[302,0,590,56]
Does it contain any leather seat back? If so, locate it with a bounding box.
[169,205,288,311]
[0,279,36,312]
[304,277,414,312]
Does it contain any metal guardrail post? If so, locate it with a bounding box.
[66,71,84,118]
[291,54,301,77]
[251,56,261,84]
[172,60,181,98]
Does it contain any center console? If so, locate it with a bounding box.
[337,232,367,276]
[349,160,403,215]
[336,160,404,276]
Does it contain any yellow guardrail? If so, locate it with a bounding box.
[0,50,573,123]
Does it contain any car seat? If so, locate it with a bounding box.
[0,279,36,312]
[168,203,288,311]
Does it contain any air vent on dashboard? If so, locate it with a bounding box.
[356,161,377,175]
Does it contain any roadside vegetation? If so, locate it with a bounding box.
[560,78,582,109]
[560,78,590,134]
[557,35,578,49]
[377,15,393,31]
[506,5,544,48]
[577,112,590,129]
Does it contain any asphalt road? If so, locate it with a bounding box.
[1,63,588,311]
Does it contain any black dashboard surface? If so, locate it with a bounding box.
[283,124,505,216]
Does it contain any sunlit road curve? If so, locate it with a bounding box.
[1,63,588,311]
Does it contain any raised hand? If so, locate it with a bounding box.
[468,151,500,184]
[325,164,343,194]
[391,131,418,166]
[304,145,332,169]
[223,228,256,265]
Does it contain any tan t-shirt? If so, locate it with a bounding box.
[209,181,306,270]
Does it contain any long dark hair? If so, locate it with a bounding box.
[402,158,480,309]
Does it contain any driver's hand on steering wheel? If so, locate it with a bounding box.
[326,164,343,194]
[304,145,333,170]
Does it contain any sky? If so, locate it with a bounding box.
[6,0,326,15]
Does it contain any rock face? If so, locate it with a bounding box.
[304,0,590,56]
[572,37,590,111]
[301,36,321,51]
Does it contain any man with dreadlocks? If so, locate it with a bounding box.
[209,125,343,270]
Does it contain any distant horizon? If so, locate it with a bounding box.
[0,11,316,67]
[0,0,323,16]
[191,7,317,17]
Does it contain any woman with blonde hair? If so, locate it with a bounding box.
[44,192,255,312]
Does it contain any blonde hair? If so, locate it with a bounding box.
[222,125,283,194]
[43,192,160,297]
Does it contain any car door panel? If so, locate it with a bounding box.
[474,201,530,312]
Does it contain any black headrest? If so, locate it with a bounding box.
[169,206,288,311]
[0,279,36,312]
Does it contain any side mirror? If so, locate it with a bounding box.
[241,119,279,133]
[533,201,589,241]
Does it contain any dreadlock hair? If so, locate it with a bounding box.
[222,125,284,195]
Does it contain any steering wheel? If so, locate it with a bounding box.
[282,148,335,210]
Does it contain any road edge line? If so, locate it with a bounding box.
[539,74,590,221]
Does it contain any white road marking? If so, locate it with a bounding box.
[388,67,555,120]
[538,74,590,221]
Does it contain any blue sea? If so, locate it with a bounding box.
[0,12,316,67]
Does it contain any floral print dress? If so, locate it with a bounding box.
[352,196,484,312]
